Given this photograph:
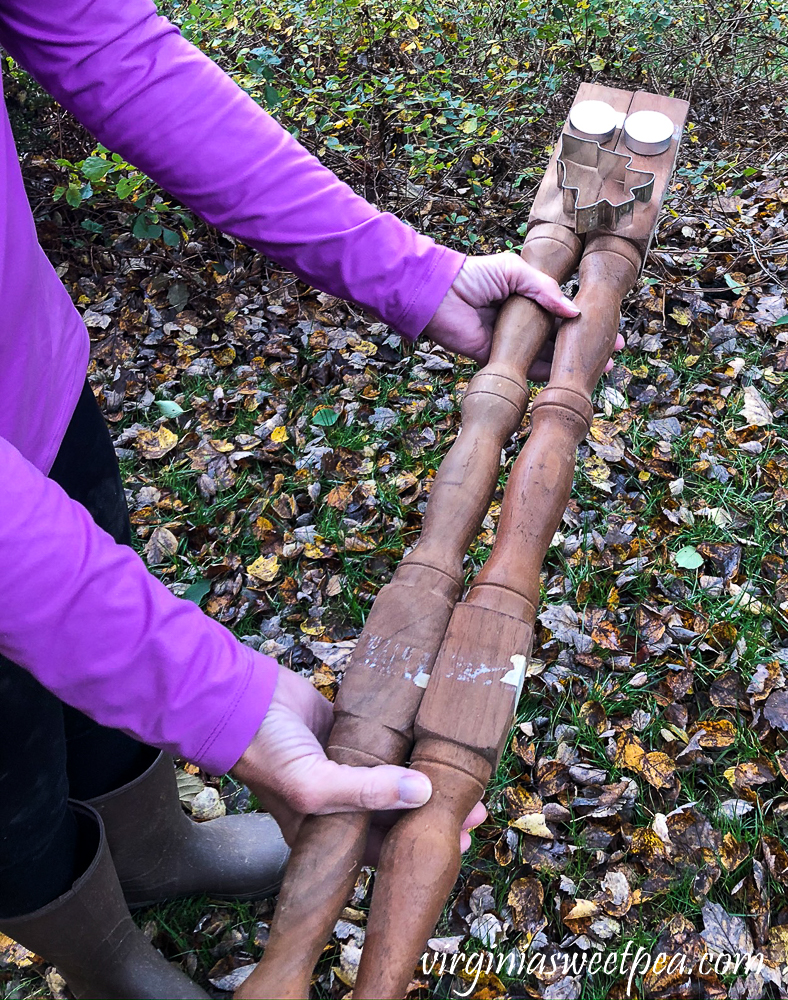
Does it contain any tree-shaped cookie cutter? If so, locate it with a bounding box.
[557,133,655,234]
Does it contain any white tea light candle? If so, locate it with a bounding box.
[568,100,625,142]
[623,110,674,155]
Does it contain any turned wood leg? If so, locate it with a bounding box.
[236,226,581,1000]
[353,235,642,998]
[352,742,490,1000]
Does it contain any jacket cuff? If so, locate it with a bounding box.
[194,648,279,775]
[392,244,467,341]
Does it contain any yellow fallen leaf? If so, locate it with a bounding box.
[615,731,646,769]
[271,425,289,444]
[564,899,600,922]
[509,813,553,839]
[211,345,236,367]
[689,718,736,748]
[0,932,36,968]
[247,554,280,583]
[136,425,178,460]
[670,307,693,326]
[640,751,676,789]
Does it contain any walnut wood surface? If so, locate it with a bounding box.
[353,236,642,999]
[237,224,582,1000]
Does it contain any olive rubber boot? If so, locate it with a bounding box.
[0,803,207,999]
[86,751,289,908]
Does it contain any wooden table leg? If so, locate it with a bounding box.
[352,234,641,999]
[236,225,582,1000]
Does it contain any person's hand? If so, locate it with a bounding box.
[232,663,486,854]
[423,252,625,374]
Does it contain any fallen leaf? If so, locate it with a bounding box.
[508,877,546,936]
[719,832,750,872]
[640,751,677,789]
[136,424,178,459]
[144,525,178,565]
[701,900,754,957]
[688,719,736,748]
[271,425,289,444]
[510,812,553,839]
[675,545,704,569]
[764,690,788,730]
[599,870,632,917]
[247,554,281,583]
[740,385,773,426]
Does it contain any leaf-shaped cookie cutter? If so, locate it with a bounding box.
[557,132,655,234]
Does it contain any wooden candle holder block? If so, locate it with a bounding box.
[530,82,689,260]
[237,83,688,1000]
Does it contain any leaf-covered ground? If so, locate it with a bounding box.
[3,2,788,997]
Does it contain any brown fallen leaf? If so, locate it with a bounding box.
[747,660,784,701]
[701,900,754,957]
[503,785,543,819]
[724,759,776,794]
[599,870,632,917]
[508,877,546,936]
[144,525,178,565]
[719,832,750,872]
[561,899,600,937]
[536,759,570,797]
[688,718,737,748]
[763,690,788,730]
[630,826,671,861]
[325,483,353,509]
[762,835,788,882]
[709,670,747,709]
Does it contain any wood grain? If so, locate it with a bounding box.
[239,84,688,1000]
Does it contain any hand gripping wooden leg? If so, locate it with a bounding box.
[352,234,641,1000]
[235,225,582,1000]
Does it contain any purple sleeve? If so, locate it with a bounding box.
[0,0,465,339]
[0,435,278,774]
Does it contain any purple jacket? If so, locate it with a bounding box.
[0,0,464,773]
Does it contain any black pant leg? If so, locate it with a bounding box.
[0,382,151,916]
[48,382,152,799]
[0,661,78,918]
[48,381,132,548]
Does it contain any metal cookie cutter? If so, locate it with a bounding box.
[557,133,655,234]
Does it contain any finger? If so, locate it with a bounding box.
[462,801,487,830]
[293,760,433,815]
[509,260,580,318]
[460,831,473,853]
[604,358,614,372]
[614,333,626,351]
